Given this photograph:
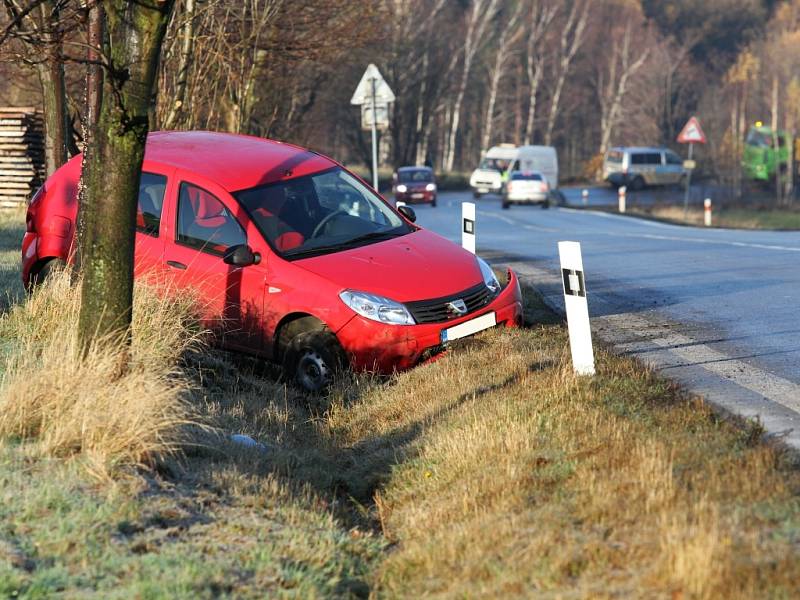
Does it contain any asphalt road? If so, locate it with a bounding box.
[411,190,800,451]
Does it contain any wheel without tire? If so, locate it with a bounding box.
[283,328,346,394]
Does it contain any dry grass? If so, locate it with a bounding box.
[629,204,800,230]
[0,268,206,478]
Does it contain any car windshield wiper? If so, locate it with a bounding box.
[340,229,406,247]
[284,230,407,260]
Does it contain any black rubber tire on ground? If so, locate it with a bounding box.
[473,190,482,199]
[431,197,437,207]
[630,176,645,192]
[28,258,66,291]
[502,198,511,210]
[541,200,550,209]
[283,327,347,394]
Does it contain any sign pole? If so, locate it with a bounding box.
[683,142,693,218]
[370,77,379,191]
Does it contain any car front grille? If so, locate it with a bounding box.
[405,283,494,324]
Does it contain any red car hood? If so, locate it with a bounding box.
[296,229,483,302]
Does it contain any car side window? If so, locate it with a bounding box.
[631,153,646,165]
[176,182,246,256]
[666,152,682,165]
[137,172,167,237]
[647,153,662,165]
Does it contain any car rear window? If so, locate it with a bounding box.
[510,172,543,181]
[136,172,167,237]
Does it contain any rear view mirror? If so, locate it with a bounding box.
[398,205,416,223]
[223,244,261,267]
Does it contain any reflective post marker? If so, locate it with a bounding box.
[704,198,712,227]
[582,189,588,206]
[462,201,476,254]
[618,186,626,213]
[558,241,595,376]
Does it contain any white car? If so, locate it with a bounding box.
[470,144,517,197]
[502,171,550,209]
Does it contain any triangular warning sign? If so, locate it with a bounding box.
[677,116,706,144]
[350,64,396,106]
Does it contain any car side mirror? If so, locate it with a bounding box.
[398,205,416,223]
[223,244,261,267]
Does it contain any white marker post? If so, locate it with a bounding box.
[558,241,595,376]
[582,189,588,206]
[704,198,712,227]
[462,201,476,254]
[618,186,626,213]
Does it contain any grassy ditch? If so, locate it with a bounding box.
[0,210,798,597]
[625,204,800,230]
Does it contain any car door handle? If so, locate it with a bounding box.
[166,260,187,270]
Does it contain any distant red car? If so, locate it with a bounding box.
[23,132,522,392]
[392,166,437,207]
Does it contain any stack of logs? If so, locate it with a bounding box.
[0,107,46,207]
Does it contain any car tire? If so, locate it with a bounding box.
[28,258,66,290]
[541,200,550,209]
[431,197,437,207]
[473,191,482,199]
[631,176,645,191]
[283,327,346,394]
[502,198,510,210]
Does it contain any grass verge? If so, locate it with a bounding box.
[0,210,798,597]
[626,203,800,230]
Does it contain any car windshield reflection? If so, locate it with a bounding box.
[235,167,411,259]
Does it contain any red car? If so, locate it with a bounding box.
[23,132,522,392]
[392,166,437,207]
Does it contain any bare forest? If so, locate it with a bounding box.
[1,0,797,188]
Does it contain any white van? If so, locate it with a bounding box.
[511,145,559,190]
[603,147,686,190]
[469,144,518,197]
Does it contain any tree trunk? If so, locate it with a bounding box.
[163,0,196,130]
[78,0,175,347]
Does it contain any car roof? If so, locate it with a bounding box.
[144,131,336,192]
[510,169,543,175]
[609,146,669,153]
[397,166,432,172]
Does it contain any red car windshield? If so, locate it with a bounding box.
[235,167,411,259]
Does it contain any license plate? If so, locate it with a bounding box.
[441,312,496,344]
[412,193,424,199]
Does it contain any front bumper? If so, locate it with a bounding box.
[396,190,435,203]
[336,269,523,373]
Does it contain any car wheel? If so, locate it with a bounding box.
[473,191,482,199]
[284,327,346,394]
[431,197,437,207]
[631,176,645,192]
[502,198,510,210]
[28,258,66,290]
[541,200,550,209]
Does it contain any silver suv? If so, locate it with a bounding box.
[603,147,685,190]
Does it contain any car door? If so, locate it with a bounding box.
[664,151,684,184]
[160,171,269,353]
[133,169,173,279]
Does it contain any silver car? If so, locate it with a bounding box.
[603,147,686,190]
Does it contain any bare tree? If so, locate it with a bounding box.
[78,0,173,346]
[481,0,524,155]
[522,0,557,145]
[443,0,499,172]
[596,21,650,160]
[543,0,588,146]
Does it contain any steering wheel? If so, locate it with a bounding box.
[311,210,348,238]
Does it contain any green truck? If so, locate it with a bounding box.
[742,124,792,182]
